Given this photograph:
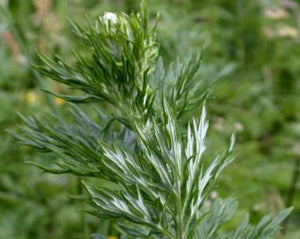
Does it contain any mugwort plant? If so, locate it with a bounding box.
[12,2,291,239]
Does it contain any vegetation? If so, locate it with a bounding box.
[1,0,299,238]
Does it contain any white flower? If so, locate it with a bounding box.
[264,7,289,20]
[102,12,118,25]
[262,25,298,39]
[234,122,244,132]
[276,25,298,38]
[210,191,218,200]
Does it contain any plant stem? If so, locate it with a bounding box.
[282,157,300,235]
[176,180,184,239]
[76,177,89,239]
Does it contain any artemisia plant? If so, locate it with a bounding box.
[12,2,291,239]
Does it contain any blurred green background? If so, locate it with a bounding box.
[0,0,299,238]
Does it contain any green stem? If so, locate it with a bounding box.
[282,157,300,235]
[151,223,174,239]
[175,180,184,239]
[77,177,89,239]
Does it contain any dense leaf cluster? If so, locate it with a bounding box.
[12,2,291,239]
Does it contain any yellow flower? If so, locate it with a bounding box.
[54,97,65,105]
[26,91,37,103]
[108,237,118,239]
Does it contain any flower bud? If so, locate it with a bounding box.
[102,12,118,25]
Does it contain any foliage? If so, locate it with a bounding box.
[11,2,292,238]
